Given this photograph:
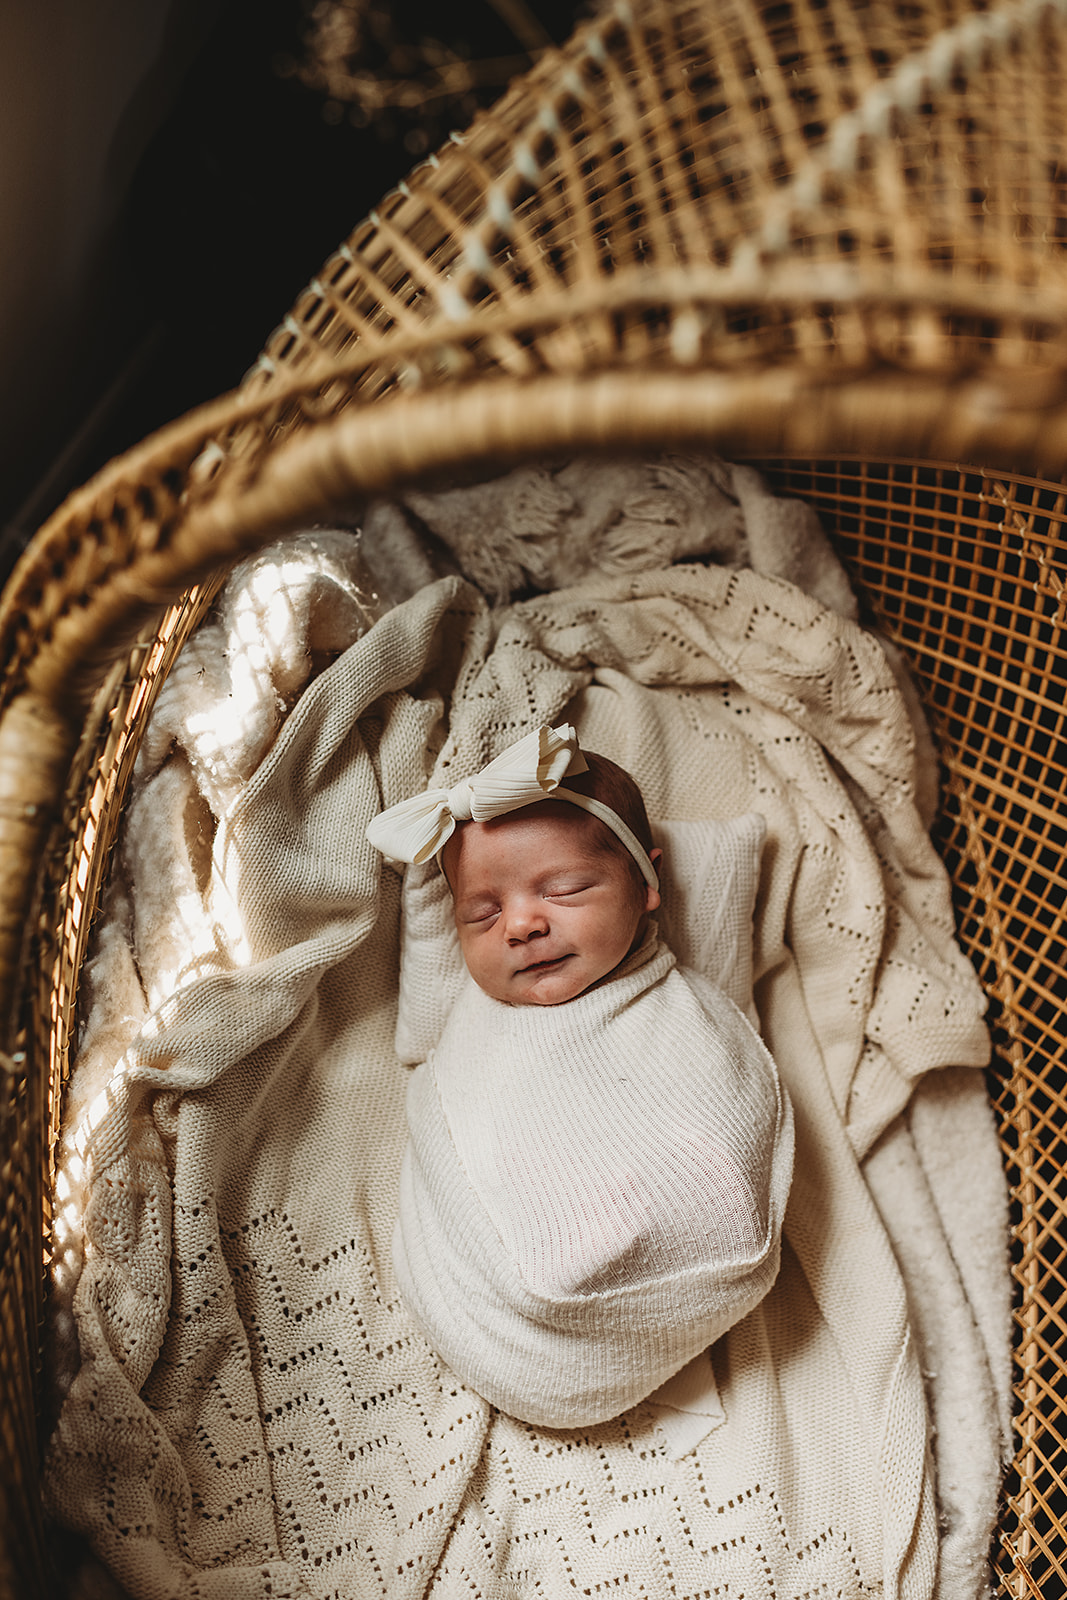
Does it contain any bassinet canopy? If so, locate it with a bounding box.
[1,0,1066,1595]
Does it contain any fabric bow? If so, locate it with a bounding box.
[366,723,588,865]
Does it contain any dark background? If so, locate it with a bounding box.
[0,0,582,582]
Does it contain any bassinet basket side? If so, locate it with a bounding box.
[772,457,1067,1599]
[3,1,1067,1595]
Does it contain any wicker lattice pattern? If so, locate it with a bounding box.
[3,1,1067,1595]
[772,458,1067,1600]
[9,0,1067,725]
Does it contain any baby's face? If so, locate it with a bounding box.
[443,804,659,1006]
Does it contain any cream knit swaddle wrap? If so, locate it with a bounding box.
[395,935,794,1427]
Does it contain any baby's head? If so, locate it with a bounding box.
[441,752,662,1007]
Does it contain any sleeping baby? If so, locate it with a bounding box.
[366,724,793,1429]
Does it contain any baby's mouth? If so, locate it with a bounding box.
[519,954,569,973]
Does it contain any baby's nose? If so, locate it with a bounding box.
[504,899,550,941]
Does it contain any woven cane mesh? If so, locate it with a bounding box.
[8,0,1067,713]
[772,458,1067,1600]
[6,0,1067,721]
[241,0,1067,397]
[3,1,1067,1595]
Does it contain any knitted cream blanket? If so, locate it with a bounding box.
[46,563,1005,1600]
[396,937,793,1428]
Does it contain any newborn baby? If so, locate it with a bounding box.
[367,725,793,1428]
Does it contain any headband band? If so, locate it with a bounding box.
[545,789,659,888]
[365,723,659,890]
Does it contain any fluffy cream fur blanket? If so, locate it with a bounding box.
[45,485,1010,1600]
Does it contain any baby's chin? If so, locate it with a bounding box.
[483,955,610,1007]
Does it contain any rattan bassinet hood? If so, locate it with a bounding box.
[2,0,1066,1596]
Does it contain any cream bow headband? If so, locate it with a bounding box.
[365,723,659,889]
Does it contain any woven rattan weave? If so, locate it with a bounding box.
[2,1,1066,1595]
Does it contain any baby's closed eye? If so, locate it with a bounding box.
[458,901,500,925]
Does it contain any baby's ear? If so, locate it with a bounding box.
[645,847,663,912]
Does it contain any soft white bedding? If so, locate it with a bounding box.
[45,459,1011,1600]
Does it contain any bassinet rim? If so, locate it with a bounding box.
[9,363,1067,699]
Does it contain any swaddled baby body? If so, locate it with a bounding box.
[366,726,793,1428]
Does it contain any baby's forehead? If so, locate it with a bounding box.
[445,805,610,877]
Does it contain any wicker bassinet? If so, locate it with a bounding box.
[2,0,1066,1594]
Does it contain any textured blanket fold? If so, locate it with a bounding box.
[45,559,1005,1600]
[395,936,794,1427]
